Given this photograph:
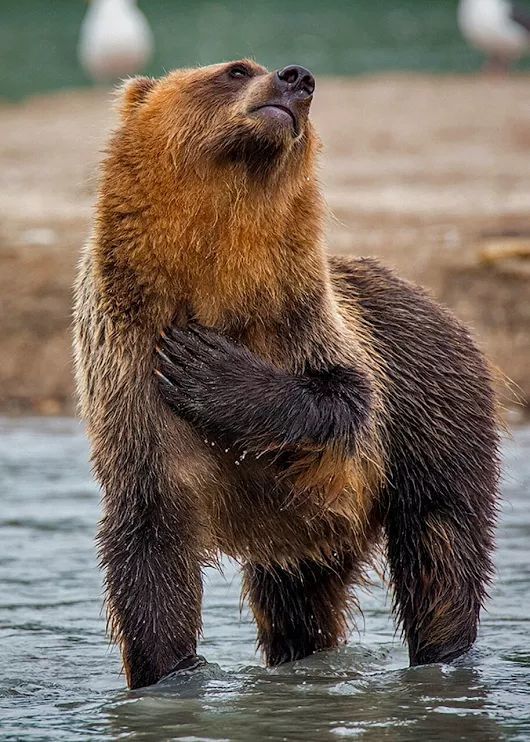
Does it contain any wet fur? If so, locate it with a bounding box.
[73,60,499,688]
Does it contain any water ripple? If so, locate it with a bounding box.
[1,418,529,741]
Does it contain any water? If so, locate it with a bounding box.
[0,418,529,741]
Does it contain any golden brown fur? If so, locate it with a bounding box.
[73,60,499,688]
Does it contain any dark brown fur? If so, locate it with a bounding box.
[73,60,499,688]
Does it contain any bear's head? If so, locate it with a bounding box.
[99,60,324,316]
[116,59,318,181]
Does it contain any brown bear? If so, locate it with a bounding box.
[73,59,500,690]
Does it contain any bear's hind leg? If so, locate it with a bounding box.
[242,557,358,666]
[384,464,498,666]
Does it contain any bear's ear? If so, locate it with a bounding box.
[117,76,156,119]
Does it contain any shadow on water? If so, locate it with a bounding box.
[1,419,529,741]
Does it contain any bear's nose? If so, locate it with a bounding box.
[276,65,315,97]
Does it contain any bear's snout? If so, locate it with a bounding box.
[248,64,315,137]
[276,65,315,98]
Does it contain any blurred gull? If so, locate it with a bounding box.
[78,0,153,83]
[458,0,530,72]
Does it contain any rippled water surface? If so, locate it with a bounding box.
[1,418,529,741]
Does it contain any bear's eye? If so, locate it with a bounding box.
[228,65,251,80]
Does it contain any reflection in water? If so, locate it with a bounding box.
[0,419,529,741]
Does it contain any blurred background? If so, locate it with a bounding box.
[0,0,529,417]
[4,0,529,100]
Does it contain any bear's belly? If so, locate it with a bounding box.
[204,451,378,567]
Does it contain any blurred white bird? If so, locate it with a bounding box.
[458,0,530,72]
[78,0,153,83]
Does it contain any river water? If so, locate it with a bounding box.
[0,418,529,741]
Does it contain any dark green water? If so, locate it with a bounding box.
[0,418,529,740]
[1,0,529,101]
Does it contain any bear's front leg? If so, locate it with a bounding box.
[155,323,372,456]
[93,403,206,689]
[98,496,203,689]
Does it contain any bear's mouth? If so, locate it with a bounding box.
[250,103,298,135]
